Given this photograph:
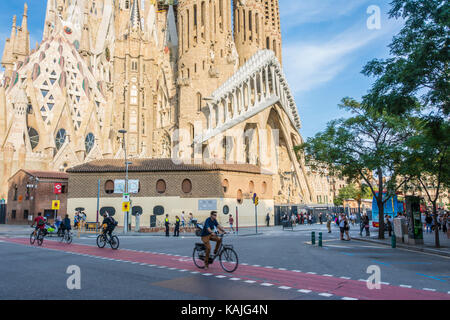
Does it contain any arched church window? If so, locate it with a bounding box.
[28,127,39,150]
[85,133,95,154]
[55,129,67,150]
[197,92,202,112]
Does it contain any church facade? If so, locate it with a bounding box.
[0,0,317,206]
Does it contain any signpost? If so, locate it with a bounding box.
[253,193,259,234]
[53,183,62,221]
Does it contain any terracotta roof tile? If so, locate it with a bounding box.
[67,158,272,175]
[22,170,69,179]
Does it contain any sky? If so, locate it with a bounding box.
[0,0,403,139]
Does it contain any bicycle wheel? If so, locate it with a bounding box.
[37,233,44,246]
[219,247,238,273]
[66,233,73,244]
[30,232,36,245]
[96,234,106,248]
[192,247,206,269]
[110,236,119,250]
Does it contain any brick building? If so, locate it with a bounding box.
[7,170,68,224]
[67,158,274,228]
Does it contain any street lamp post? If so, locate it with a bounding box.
[119,129,129,234]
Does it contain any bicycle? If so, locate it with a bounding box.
[30,227,45,246]
[193,233,238,273]
[96,231,119,250]
[59,229,73,244]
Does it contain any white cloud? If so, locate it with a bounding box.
[283,21,398,93]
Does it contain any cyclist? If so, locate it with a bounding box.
[200,211,226,269]
[101,212,117,238]
[31,212,45,236]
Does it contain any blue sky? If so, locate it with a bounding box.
[0,0,403,139]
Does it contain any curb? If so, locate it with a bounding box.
[352,237,450,258]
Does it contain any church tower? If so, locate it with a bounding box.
[233,0,265,66]
[176,0,238,159]
[263,0,282,64]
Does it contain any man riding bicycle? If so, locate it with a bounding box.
[31,212,45,235]
[200,211,226,269]
[101,212,117,238]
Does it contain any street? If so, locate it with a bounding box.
[0,224,449,300]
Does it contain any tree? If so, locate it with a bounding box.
[402,117,450,247]
[362,0,449,246]
[299,98,413,239]
[334,183,372,213]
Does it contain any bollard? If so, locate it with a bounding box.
[319,232,322,247]
[311,231,316,245]
[391,234,396,248]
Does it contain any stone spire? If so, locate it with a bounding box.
[43,0,56,40]
[17,4,30,56]
[1,16,17,78]
[22,3,28,32]
[130,0,141,30]
[79,2,91,65]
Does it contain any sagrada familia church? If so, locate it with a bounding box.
[0,0,322,205]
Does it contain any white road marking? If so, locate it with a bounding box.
[244,280,256,284]
[319,293,333,297]
[380,282,390,285]
[157,266,167,268]
[279,286,291,290]
[241,263,248,266]
[323,274,333,277]
[261,283,273,287]
[191,271,199,274]
[148,264,156,267]
[265,266,274,269]
[278,268,287,271]
[168,267,177,270]
[178,269,187,272]
[358,279,368,282]
[298,289,312,293]
[139,263,147,266]
[252,265,261,267]
[307,272,317,274]
[216,275,227,278]
[230,278,241,281]
[342,297,358,300]
[202,273,213,276]
[292,270,302,273]
[340,276,351,279]
[423,288,436,292]
[400,285,412,288]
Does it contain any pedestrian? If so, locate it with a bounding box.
[308,213,312,225]
[291,214,296,226]
[319,212,323,224]
[326,214,332,233]
[360,213,370,236]
[343,215,351,240]
[425,213,433,233]
[74,212,80,229]
[385,215,393,237]
[174,216,180,237]
[228,214,235,233]
[188,212,194,227]
[339,214,346,240]
[181,211,185,227]
[441,214,447,234]
[266,213,270,227]
[165,214,170,237]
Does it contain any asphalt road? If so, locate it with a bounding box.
[0,226,449,300]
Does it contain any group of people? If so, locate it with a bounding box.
[423,211,449,235]
[31,212,72,236]
[281,212,314,225]
[164,212,197,237]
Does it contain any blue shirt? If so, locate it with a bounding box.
[200,217,218,237]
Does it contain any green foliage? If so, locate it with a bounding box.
[333,183,372,206]
[362,0,449,116]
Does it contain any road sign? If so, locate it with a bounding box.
[52,200,60,210]
[122,193,130,202]
[254,197,259,206]
[122,202,130,212]
[54,183,62,194]
[252,193,257,204]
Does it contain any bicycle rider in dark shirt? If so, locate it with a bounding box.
[201,211,226,269]
[101,212,116,237]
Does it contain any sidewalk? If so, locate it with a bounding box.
[353,230,450,257]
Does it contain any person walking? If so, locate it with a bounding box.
[425,213,433,233]
[308,213,312,225]
[339,214,346,240]
[326,214,332,233]
[319,212,323,225]
[441,213,447,234]
[266,213,270,227]
[228,214,235,233]
[174,216,180,237]
[343,215,351,240]
[360,213,370,236]
[181,211,186,227]
[188,212,194,227]
[165,214,170,237]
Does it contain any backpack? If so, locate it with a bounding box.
[37,218,45,226]
[195,223,204,237]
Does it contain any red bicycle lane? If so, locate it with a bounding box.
[4,237,449,300]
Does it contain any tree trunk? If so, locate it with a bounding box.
[378,197,385,239]
[432,201,440,248]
